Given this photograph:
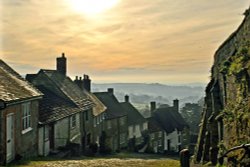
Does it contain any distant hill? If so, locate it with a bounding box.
[92,83,205,107]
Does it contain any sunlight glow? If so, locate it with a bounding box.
[68,0,120,15]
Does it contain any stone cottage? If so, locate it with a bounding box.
[74,75,107,152]
[94,88,128,152]
[148,100,188,153]
[120,95,148,151]
[0,60,43,164]
[26,53,94,155]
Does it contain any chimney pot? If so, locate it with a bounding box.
[107,88,114,94]
[150,101,156,112]
[75,76,78,80]
[125,95,129,102]
[150,101,156,117]
[173,99,179,112]
[83,74,91,92]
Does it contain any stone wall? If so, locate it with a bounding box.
[195,7,250,165]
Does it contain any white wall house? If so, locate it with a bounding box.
[38,113,81,156]
[121,96,148,147]
[128,122,148,140]
[148,100,188,154]
[164,129,182,152]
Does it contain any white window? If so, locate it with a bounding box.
[102,113,105,120]
[120,133,126,144]
[85,110,89,121]
[154,141,158,147]
[71,115,76,128]
[158,140,162,146]
[22,102,31,133]
[158,132,162,138]
[140,124,143,131]
[97,116,100,124]
[120,117,125,125]
[107,120,111,129]
[143,122,147,130]
[151,133,155,140]
[133,125,136,133]
[99,116,101,123]
[94,117,97,127]
[99,115,101,123]
[44,127,49,141]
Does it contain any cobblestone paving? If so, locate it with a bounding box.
[24,158,179,167]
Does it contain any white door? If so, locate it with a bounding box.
[6,114,14,163]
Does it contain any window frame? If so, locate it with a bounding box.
[158,131,162,138]
[107,120,111,129]
[71,114,77,129]
[85,110,89,121]
[120,117,125,126]
[93,117,97,127]
[22,102,32,134]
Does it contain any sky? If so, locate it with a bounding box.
[0,0,250,84]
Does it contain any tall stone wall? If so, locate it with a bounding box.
[195,7,250,165]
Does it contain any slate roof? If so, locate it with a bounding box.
[0,60,42,103]
[153,107,188,133]
[38,69,93,110]
[147,117,163,133]
[37,86,81,124]
[94,92,126,119]
[120,102,146,126]
[85,91,106,116]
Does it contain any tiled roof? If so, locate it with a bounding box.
[94,92,126,119]
[153,107,188,133]
[120,102,146,125]
[147,117,163,133]
[40,69,93,110]
[0,60,42,103]
[37,86,81,124]
[85,91,106,116]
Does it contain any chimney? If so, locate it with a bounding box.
[150,101,156,112]
[74,75,84,90]
[173,99,179,112]
[107,88,114,94]
[125,95,129,103]
[56,53,67,76]
[83,74,91,92]
[150,101,156,117]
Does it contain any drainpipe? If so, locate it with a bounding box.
[0,99,6,164]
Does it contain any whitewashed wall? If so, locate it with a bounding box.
[164,129,181,152]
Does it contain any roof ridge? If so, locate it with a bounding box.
[41,70,93,110]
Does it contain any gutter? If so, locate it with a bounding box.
[5,96,43,107]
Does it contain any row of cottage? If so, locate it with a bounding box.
[0,53,188,165]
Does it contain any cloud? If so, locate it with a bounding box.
[1,0,250,83]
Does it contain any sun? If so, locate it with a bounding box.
[68,0,120,15]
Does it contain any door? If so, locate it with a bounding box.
[49,124,54,149]
[6,114,14,163]
[167,139,171,151]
